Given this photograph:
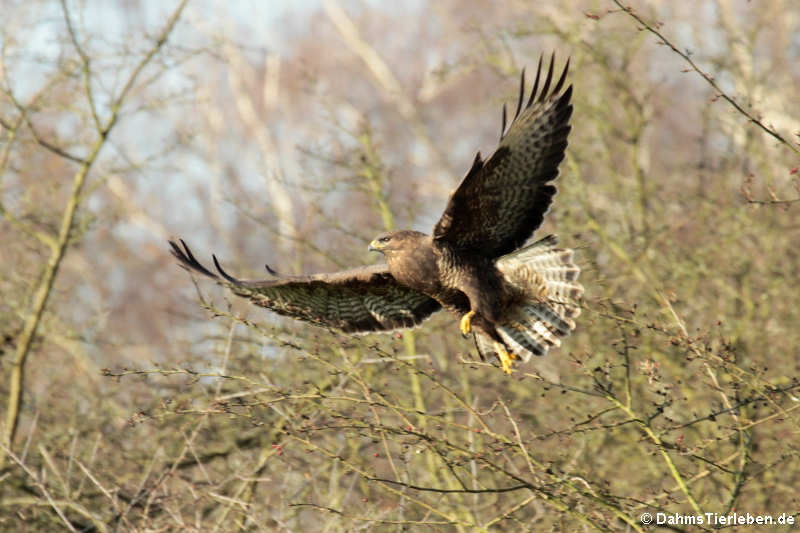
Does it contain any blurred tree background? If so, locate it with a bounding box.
[1,0,799,531]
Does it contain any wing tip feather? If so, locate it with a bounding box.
[514,67,525,121]
[503,53,571,132]
[527,54,544,108]
[553,57,570,95]
[500,103,508,140]
[212,254,241,285]
[169,238,219,279]
[536,52,556,104]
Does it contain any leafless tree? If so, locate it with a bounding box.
[1,1,798,530]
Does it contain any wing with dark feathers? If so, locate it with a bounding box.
[433,54,573,258]
[169,240,442,333]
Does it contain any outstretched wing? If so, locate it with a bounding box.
[169,240,441,333]
[433,54,573,258]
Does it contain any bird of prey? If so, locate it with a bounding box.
[170,54,583,374]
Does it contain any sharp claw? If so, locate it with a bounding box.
[493,341,516,374]
[460,310,476,336]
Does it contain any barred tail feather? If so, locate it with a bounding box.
[521,303,572,335]
[474,305,566,362]
[502,323,557,355]
[504,303,565,361]
[487,234,583,363]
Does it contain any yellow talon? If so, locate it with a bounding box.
[493,341,518,374]
[459,310,476,336]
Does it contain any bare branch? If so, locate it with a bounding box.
[611,0,800,156]
[0,0,188,468]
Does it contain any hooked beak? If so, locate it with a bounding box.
[368,239,383,253]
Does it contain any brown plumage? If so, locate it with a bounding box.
[170,54,582,374]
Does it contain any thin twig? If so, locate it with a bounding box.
[611,0,799,156]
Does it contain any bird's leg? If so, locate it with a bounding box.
[493,341,518,374]
[459,310,476,336]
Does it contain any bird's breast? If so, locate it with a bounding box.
[388,244,442,295]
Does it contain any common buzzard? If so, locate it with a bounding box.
[170,54,583,374]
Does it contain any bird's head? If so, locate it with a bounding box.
[368,232,398,255]
[368,230,426,256]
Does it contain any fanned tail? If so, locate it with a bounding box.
[476,235,583,364]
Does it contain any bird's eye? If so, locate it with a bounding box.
[379,236,391,243]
